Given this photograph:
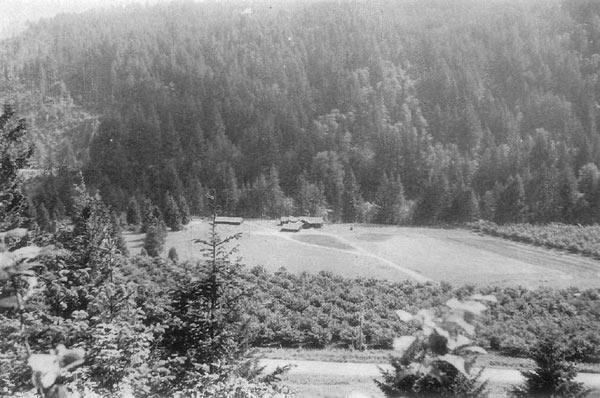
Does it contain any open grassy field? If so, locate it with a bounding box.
[124,218,600,289]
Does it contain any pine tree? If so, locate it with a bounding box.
[178,195,191,225]
[511,335,590,398]
[375,173,407,224]
[559,165,581,223]
[215,163,240,215]
[413,172,449,225]
[143,220,167,257]
[36,202,52,232]
[0,104,34,231]
[161,201,248,379]
[168,246,179,263]
[342,168,363,223]
[141,198,162,233]
[126,197,141,226]
[163,192,182,231]
[296,174,327,217]
[496,174,527,223]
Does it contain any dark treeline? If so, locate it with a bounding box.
[3,0,600,226]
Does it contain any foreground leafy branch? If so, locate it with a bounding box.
[376,294,496,397]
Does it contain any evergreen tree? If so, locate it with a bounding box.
[413,172,449,225]
[375,173,407,225]
[178,194,191,225]
[495,175,527,223]
[215,163,240,215]
[143,219,167,257]
[36,202,52,232]
[168,246,179,263]
[141,198,162,233]
[187,179,206,216]
[511,335,590,398]
[163,192,182,232]
[342,168,363,223]
[559,165,581,223]
[312,151,345,219]
[160,201,249,382]
[577,163,600,222]
[126,197,141,226]
[480,190,496,221]
[0,104,33,231]
[296,174,327,217]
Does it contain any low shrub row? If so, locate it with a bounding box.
[242,267,600,362]
[471,220,600,259]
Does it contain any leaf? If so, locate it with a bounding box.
[437,354,469,376]
[433,326,450,339]
[28,354,60,388]
[56,345,85,370]
[461,346,487,355]
[414,309,436,335]
[445,310,475,335]
[0,252,13,269]
[22,276,38,301]
[393,336,417,357]
[11,245,42,262]
[396,309,413,322]
[446,298,487,315]
[0,253,14,280]
[447,334,472,350]
[469,294,497,303]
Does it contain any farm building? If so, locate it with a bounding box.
[300,217,324,228]
[214,216,244,225]
[280,216,298,225]
[280,222,303,232]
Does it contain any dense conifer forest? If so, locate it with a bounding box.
[2,0,600,226]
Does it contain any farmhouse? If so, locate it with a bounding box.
[280,222,303,232]
[280,216,299,225]
[214,216,243,225]
[300,216,324,228]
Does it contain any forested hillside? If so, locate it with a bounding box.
[3,0,600,225]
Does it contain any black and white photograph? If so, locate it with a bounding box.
[2,0,600,397]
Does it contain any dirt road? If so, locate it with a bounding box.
[260,358,600,386]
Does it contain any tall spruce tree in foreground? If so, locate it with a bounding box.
[159,196,249,389]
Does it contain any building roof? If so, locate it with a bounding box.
[300,216,324,225]
[280,222,303,232]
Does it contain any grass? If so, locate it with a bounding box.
[292,234,356,250]
[124,219,600,289]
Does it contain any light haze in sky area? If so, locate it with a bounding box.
[0,0,203,38]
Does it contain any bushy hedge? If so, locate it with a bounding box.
[472,221,600,259]
[243,268,600,362]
